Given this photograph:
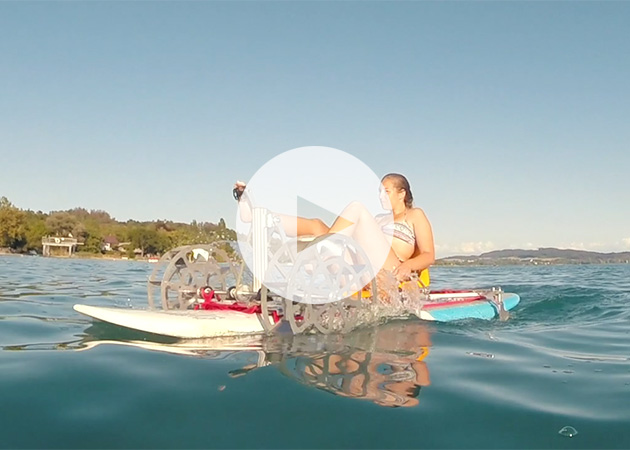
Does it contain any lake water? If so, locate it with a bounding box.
[1,255,629,449]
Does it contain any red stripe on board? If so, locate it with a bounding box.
[423,296,487,309]
[430,289,479,294]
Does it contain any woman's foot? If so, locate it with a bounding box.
[234,181,252,222]
[233,181,247,201]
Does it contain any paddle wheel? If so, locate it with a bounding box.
[147,241,243,310]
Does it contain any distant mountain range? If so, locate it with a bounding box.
[437,247,630,265]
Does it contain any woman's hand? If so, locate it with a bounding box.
[233,181,247,202]
[393,260,414,281]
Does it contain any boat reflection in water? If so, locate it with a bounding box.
[267,321,431,408]
[79,319,432,408]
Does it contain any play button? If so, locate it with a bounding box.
[235,146,394,304]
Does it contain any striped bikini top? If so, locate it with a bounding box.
[378,212,431,287]
[380,214,416,246]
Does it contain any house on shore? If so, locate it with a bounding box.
[102,235,120,252]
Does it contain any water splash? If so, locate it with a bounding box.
[361,271,428,327]
[313,271,430,333]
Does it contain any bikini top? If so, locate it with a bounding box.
[380,214,416,246]
[377,212,431,287]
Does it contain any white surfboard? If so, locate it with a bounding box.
[73,304,265,339]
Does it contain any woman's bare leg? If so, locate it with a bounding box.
[281,216,329,237]
[237,199,329,237]
[328,202,400,272]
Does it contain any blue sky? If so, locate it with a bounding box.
[1,2,629,257]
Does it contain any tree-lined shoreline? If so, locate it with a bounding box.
[0,196,234,258]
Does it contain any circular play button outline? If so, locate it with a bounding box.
[235,146,394,304]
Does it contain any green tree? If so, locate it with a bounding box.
[169,227,197,247]
[77,223,104,254]
[128,226,169,257]
[66,208,114,225]
[23,211,48,252]
[0,197,26,249]
[45,212,78,237]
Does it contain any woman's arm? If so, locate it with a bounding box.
[393,208,435,280]
[409,208,435,270]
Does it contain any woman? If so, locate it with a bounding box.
[234,173,435,284]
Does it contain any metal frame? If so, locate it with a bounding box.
[147,206,380,334]
[147,206,510,333]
